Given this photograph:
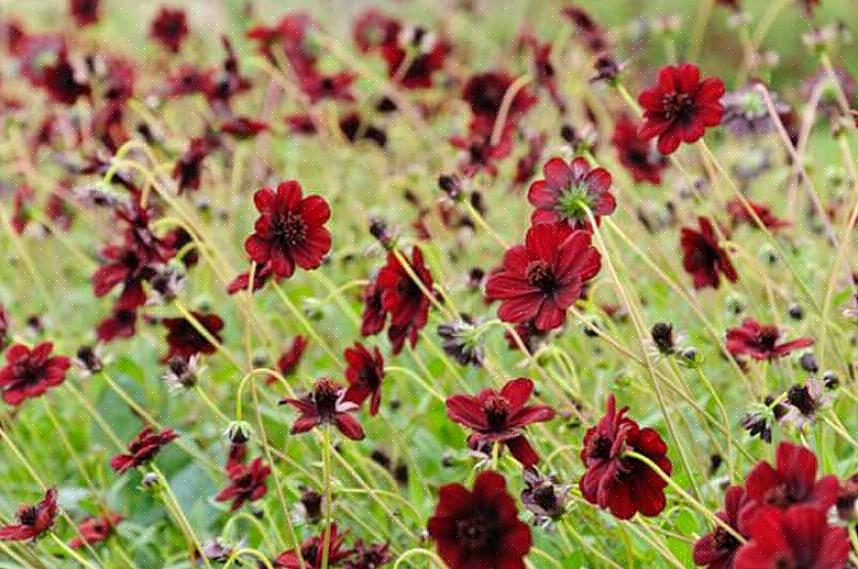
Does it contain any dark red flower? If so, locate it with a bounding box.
[150,7,188,53]
[0,488,58,542]
[220,116,268,139]
[344,540,390,569]
[462,71,537,124]
[579,395,672,520]
[280,378,365,440]
[110,426,179,473]
[96,308,138,343]
[69,512,122,549]
[726,319,813,362]
[733,504,849,569]
[69,0,100,26]
[173,137,215,194]
[246,13,317,77]
[374,246,434,355]
[298,71,357,103]
[446,378,555,468]
[449,117,515,177]
[726,199,790,232]
[379,27,448,89]
[244,181,332,280]
[343,343,385,416]
[41,49,91,105]
[680,216,738,290]
[744,442,839,510]
[562,5,609,53]
[360,279,386,337]
[275,336,309,381]
[215,457,271,511]
[226,264,273,295]
[638,63,725,155]
[0,343,70,406]
[694,485,757,569]
[427,470,532,569]
[272,523,352,569]
[161,311,224,362]
[485,222,601,331]
[527,157,616,229]
[92,243,151,311]
[611,114,667,185]
[353,9,399,53]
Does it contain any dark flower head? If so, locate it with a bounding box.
[343,343,385,416]
[521,468,570,524]
[527,157,616,229]
[96,308,138,343]
[611,114,667,185]
[163,355,202,392]
[486,222,601,331]
[650,322,678,355]
[437,317,485,368]
[638,63,725,155]
[73,345,103,376]
[744,442,839,510]
[726,318,813,361]
[0,488,58,542]
[446,378,555,468]
[693,485,756,569]
[680,216,738,290]
[360,278,386,338]
[298,488,324,524]
[344,540,390,569]
[173,137,215,195]
[733,504,849,569]
[272,523,352,569]
[110,426,179,473]
[373,247,434,355]
[352,9,400,53]
[220,116,268,139]
[215,457,271,511]
[245,181,332,280]
[69,0,100,27]
[427,470,532,569]
[161,311,224,362]
[41,49,91,105]
[462,71,537,125]
[298,71,357,103]
[379,26,448,90]
[0,342,70,406]
[781,379,829,430]
[150,7,189,53]
[579,395,672,519]
[69,512,122,549]
[726,199,790,232]
[280,378,365,440]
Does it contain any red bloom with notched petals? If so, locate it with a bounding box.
[272,523,352,569]
[0,342,70,406]
[150,7,188,53]
[110,426,179,473]
[380,27,448,90]
[374,247,434,354]
[161,311,224,362]
[462,71,537,124]
[280,378,365,440]
[680,216,738,290]
[485,223,601,331]
[215,457,271,512]
[611,114,667,185]
[638,63,725,155]
[445,378,555,468]
[726,319,813,362]
[528,157,615,229]
[427,470,531,569]
[343,343,385,416]
[579,395,672,520]
[694,485,757,569]
[726,199,790,232]
[733,505,849,569]
[245,181,332,280]
[69,512,123,549]
[0,488,58,542]
[744,442,839,510]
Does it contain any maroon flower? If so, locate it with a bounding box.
[69,512,123,549]
[343,343,385,416]
[445,378,555,468]
[274,336,309,382]
[485,222,601,331]
[110,426,179,473]
[611,114,667,185]
[352,9,399,53]
[374,247,434,355]
[462,71,537,124]
[527,157,616,229]
[69,0,100,26]
[220,116,269,139]
[244,181,332,280]
[161,311,224,362]
[694,485,757,569]
[173,137,215,194]
[427,470,532,569]
[41,49,91,105]
[344,540,390,569]
[215,457,271,511]
[379,27,448,89]
[96,308,138,343]
[579,395,672,520]
[150,7,188,53]
[638,63,725,155]
[360,278,386,337]
[744,442,839,510]
[680,216,738,290]
[280,378,365,440]
[733,505,849,569]
[0,488,58,542]
[298,71,357,103]
[726,199,790,232]
[726,319,813,362]
[0,343,70,406]
[272,523,352,569]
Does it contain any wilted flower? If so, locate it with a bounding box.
[521,468,570,527]
[162,355,203,391]
[437,317,485,367]
[780,378,830,431]
[0,488,58,542]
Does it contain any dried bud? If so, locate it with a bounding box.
[650,322,676,355]
[223,420,253,444]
